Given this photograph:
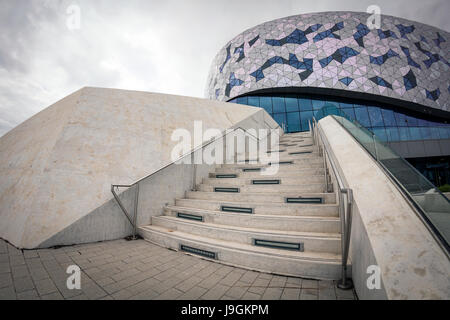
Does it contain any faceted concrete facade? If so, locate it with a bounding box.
[0,87,262,249]
[207,12,450,112]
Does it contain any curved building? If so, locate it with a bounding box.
[207,11,450,186]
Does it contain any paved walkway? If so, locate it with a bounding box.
[0,238,356,300]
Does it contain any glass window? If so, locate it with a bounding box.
[408,127,422,140]
[300,111,313,131]
[272,97,286,113]
[430,127,441,139]
[342,108,356,121]
[354,106,371,127]
[298,98,312,111]
[236,96,248,105]
[420,127,432,140]
[394,112,407,126]
[285,97,299,112]
[273,113,287,130]
[406,115,418,127]
[398,127,410,141]
[311,99,326,110]
[286,112,301,132]
[247,96,259,107]
[438,127,450,139]
[367,106,384,127]
[260,96,272,114]
[340,102,353,109]
[385,127,400,142]
[381,109,396,127]
[373,127,388,142]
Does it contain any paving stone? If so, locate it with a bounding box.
[0,254,8,263]
[11,265,29,279]
[336,288,356,300]
[281,288,301,300]
[82,283,108,300]
[241,291,261,300]
[175,275,203,293]
[177,286,208,300]
[0,273,13,289]
[41,292,64,300]
[23,251,39,259]
[239,270,259,284]
[261,287,283,300]
[225,282,248,299]
[154,288,183,300]
[0,262,11,274]
[0,286,16,300]
[34,278,58,296]
[201,284,230,300]
[17,289,40,300]
[131,288,160,300]
[269,275,287,288]
[319,287,337,300]
[13,276,35,293]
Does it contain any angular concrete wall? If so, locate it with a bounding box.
[0,87,263,249]
[319,116,450,299]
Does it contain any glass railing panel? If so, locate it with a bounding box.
[328,114,450,250]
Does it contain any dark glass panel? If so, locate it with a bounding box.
[236,96,248,105]
[298,98,313,111]
[286,112,301,132]
[273,113,287,131]
[408,127,422,140]
[260,96,272,113]
[420,127,432,140]
[367,106,384,127]
[354,106,371,127]
[285,97,299,112]
[247,96,260,107]
[340,102,353,109]
[300,111,314,131]
[311,99,326,110]
[406,115,419,127]
[398,127,410,141]
[394,112,408,126]
[373,127,388,142]
[385,127,400,141]
[381,109,396,127]
[272,97,286,113]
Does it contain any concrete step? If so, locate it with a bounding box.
[175,198,339,216]
[198,183,325,193]
[221,160,324,169]
[139,225,343,280]
[164,205,340,233]
[150,216,341,254]
[213,167,325,176]
[204,175,325,186]
[186,191,334,203]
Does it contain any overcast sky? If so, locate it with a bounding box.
[0,0,449,136]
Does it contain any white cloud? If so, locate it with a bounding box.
[0,0,449,136]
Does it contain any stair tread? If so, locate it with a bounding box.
[140,225,341,263]
[166,205,340,221]
[176,197,337,207]
[154,215,340,238]
[187,191,332,197]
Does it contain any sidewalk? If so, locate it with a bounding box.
[0,238,356,300]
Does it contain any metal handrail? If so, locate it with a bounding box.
[311,117,354,290]
[111,124,282,239]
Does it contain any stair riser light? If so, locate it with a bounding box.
[180,245,217,259]
[253,239,304,252]
[221,206,254,214]
[177,213,204,222]
[286,198,323,204]
[214,187,240,193]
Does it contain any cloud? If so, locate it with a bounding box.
[0,0,449,136]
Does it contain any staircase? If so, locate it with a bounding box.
[139,131,346,280]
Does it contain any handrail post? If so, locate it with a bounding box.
[338,188,354,290]
[132,183,139,240]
